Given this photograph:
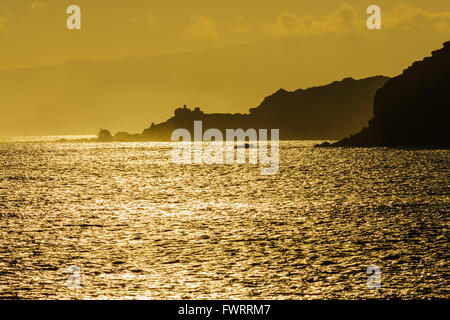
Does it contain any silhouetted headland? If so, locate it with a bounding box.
[317,41,450,149]
[98,76,388,142]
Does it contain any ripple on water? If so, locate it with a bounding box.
[0,141,448,299]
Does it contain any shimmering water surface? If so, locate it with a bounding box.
[0,140,448,299]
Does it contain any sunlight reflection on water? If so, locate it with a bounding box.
[0,140,448,299]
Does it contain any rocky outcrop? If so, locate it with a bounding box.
[135,76,388,141]
[98,129,113,142]
[330,41,450,148]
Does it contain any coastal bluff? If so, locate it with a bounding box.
[321,41,450,148]
[99,76,388,142]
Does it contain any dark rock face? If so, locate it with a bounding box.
[138,76,388,141]
[333,41,450,148]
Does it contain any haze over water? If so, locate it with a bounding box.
[0,139,448,299]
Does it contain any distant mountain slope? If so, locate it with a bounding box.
[331,41,450,148]
[1,32,442,136]
[138,76,389,141]
[249,76,389,139]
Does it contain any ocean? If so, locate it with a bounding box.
[0,138,448,299]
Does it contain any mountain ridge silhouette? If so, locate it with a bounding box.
[100,75,388,141]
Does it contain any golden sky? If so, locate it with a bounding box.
[0,0,449,69]
[0,1,449,135]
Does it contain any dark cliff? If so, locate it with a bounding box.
[332,41,450,148]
